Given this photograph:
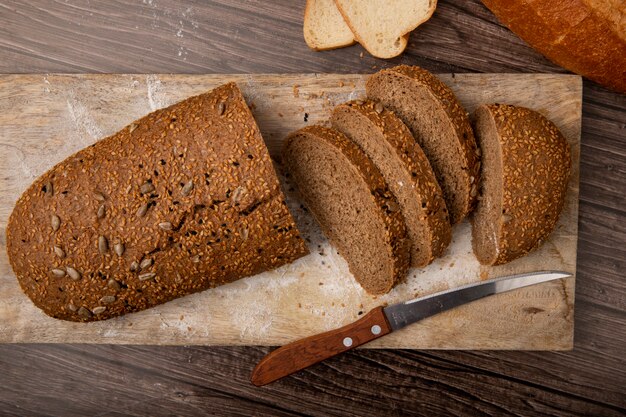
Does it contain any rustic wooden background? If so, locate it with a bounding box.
[0,1,624,415]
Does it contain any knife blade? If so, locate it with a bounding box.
[250,270,571,386]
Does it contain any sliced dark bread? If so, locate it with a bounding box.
[471,104,571,265]
[282,126,410,294]
[331,100,451,267]
[366,65,481,224]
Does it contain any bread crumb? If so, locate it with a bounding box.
[298,302,302,308]
[278,112,283,118]
[319,282,323,285]
[339,81,345,87]
[359,52,364,58]
[480,270,489,280]
[293,84,299,98]
[449,261,455,267]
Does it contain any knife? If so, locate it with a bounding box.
[250,270,571,386]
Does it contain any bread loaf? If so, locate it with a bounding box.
[331,100,451,267]
[366,65,481,224]
[471,104,571,265]
[283,126,410,295]
[6,82,308,322]
[481,0,626,93]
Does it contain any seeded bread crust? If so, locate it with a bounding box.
[331,100,451,267]
[472,104,571,265]
[283,125,410,294]
[6,82,308,322]
[366,65,481,224]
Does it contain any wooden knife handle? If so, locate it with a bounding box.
[250,306,391,386]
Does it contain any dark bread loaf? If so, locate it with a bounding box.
[282,126,410,295]
[366,65,481,224]
[6,82,308,322]
[331,100,451,267]
[471,104,571,265]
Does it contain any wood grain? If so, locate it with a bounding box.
[0,73,581,349]
[0,0,624,416]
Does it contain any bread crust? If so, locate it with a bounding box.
[331,100,451,267]
[283,126,410,294]
[6,82,308,322]
[366,65,481,223]
[473,104,571,265]
[481,0,626,93]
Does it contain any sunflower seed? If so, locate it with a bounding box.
[217,102,225,115]
[136,203,148,218]
[140,182,155,194]
[191,255,200,263]
[231,186,246,203]
[158,222,172,231]
[355,99,364,105]
[181,179,194,196]
[92,306,106,315]
[100,295,116,304]
[138,272,156,281]
[140,258,153,269]
[241,227,249,241]
[68,303,77,312]
[51,214,61,232]
[51,268,65,278]
[44,181,54,196]
[502,214,513,223]
[96,204,106,219]
[470,176,475,184]
[98,235,109,254]
[53,246,65,258]
[77,307,92,319]
[130,261,140,272]
[129,123,138,133]
[114,242,125,257]
[470,185,478,198]
[94,192,106,202]
[66,267,81,281]
[374,102,384,114]
[107,279,121,291]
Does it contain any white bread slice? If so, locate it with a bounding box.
[304,0,355,51]
[334,0,437,58]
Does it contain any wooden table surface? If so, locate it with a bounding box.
[0,1,624,416]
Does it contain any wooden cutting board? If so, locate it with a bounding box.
[0,73,581,348]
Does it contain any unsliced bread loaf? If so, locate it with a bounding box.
[283,126,410,294]
[334,0,436,58]
[366,65,481,224]
[331,100,451,267]
[481,0,626,93]
[6,82,308,322]
[304,0,355,51]
[471,104,571,266]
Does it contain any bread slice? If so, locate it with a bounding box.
[366,65,481,224]
[334,0,436,58]
[471,104,571,266]
[6,83,309,322]
[283,126,410,294]
[304,0,355,51]
[331,100,451,267]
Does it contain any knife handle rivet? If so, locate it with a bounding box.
[343,337,353,347]
[371,325,382,335]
